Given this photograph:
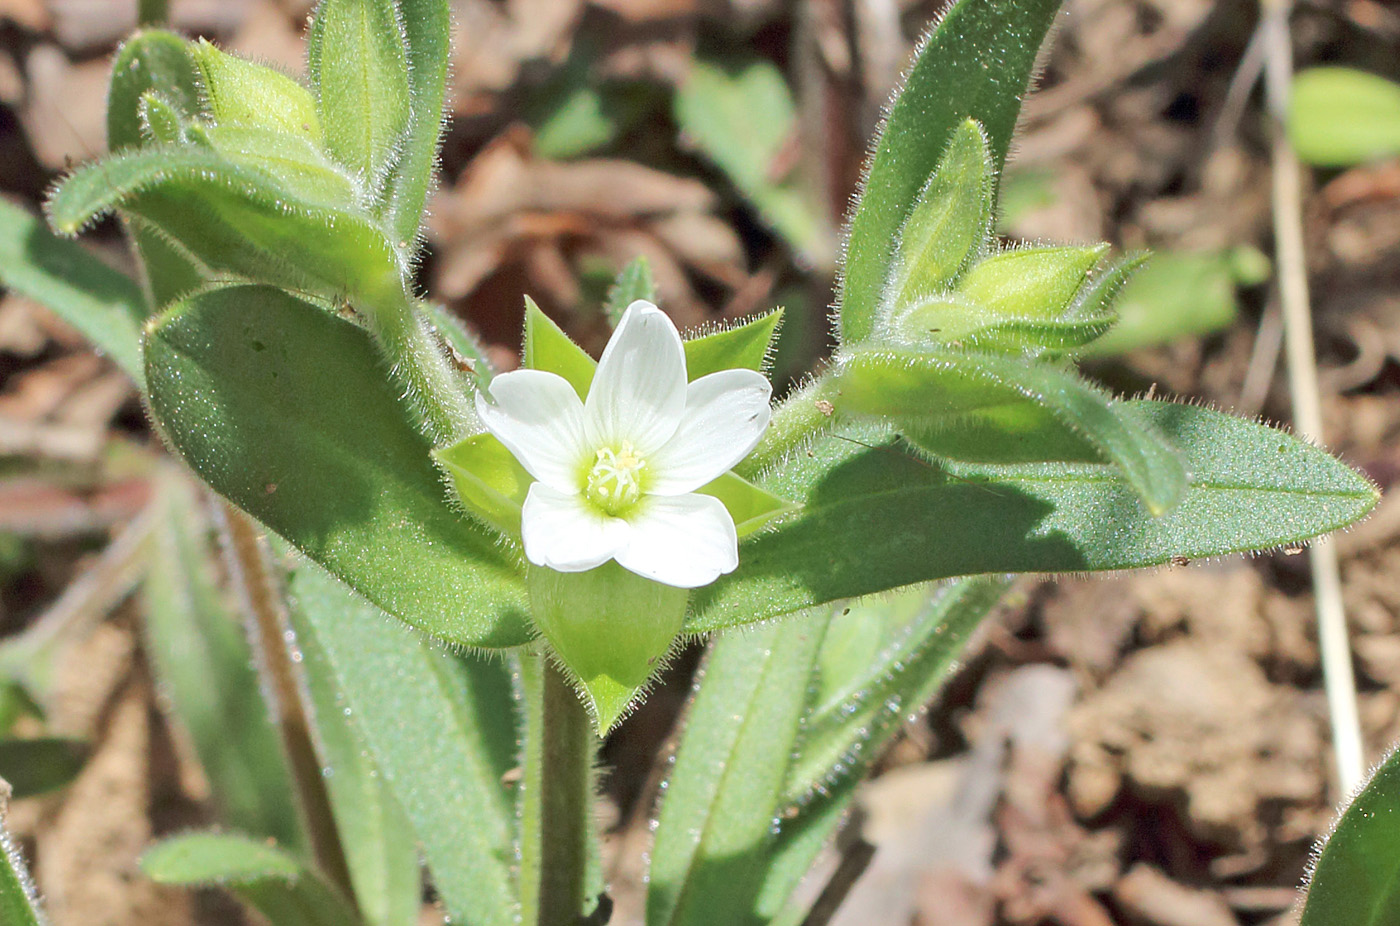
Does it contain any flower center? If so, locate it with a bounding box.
[584,442,646,516]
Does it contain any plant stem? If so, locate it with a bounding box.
[518,653,596,926]
[137,0,169,25]
[737,376,840,477]
[214,502,358,901]
[1260,0,1364,794]
[362,293,478,446]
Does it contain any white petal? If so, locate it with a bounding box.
[521,483,628,572]
[476,370,587,493]
[647,369,773,495]
[584,301,687,454]
[613,494,738,588]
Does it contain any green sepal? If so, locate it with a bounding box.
[433,433,531,537]
[138,91,187,145]
[307,0,411,191]
[523,296,595,398]
[956,244,1108,322]
[683,309,783,379]
[882,118,993,313]
[604,257,657,324]
[696,471,796,537]
[107,30,205,152]
[527,563,688,734]
[963,312,1118,355]
[837,345,1187,514]
[191,39,322,142]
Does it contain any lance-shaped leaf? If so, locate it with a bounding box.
[1301,745,1400,925]
[689,403,1377,634]
[144,285,532,647]
[840,0,1063,344]
[882,118,993,315]
[141,470,304,850]
[837,346,1186,513]
[754,579,1007,922]
[287,571,423,926]
[141,832,361,926]
[47,146,403,308]
[0,200,144,383]
[647,617,827,926]
[784,578,1009,804]
[308,0,411,193]
[1289,67,1400,167]
[107,30,205,152]
[190,125,362,211]
[282,556,520,926]
[0,817,44,926]
[378,0,451,251]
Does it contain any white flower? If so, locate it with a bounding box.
[475,300,773,589]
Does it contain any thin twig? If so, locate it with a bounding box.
[213,501,358,901]
[1260,0,1365,794]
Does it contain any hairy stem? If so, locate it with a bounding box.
[362,293,478,445]
[214,502,357,902]
[518,653,596,926]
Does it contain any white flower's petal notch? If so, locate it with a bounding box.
[476,370,588,492]
[521,483,628,572]
[615,494,738,588]
[647,369,773,495]
[584,300,687,453]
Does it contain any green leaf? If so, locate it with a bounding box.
[192,125,362,211]
[141,470,305,850]
[425,300,497,390]
[282,556,520,926]
[647,617,827,926]
[883,118,993,313]
[1289,67,1400,167]
[308,0,411,193]
[524,296,596,398]
[47,146,402,307]
[0,200,145,383]
[682,310,783,379]
[674,55,830,263]
[125,214,208,313]
[378,0,451,252]
[0,819,44,926]
[144,285,531,648]
[1081,250,1243,357]
[0,737,88,798]
[138,92,186,145]
[840,0,1063,344]
[1301,745,1400,925]
[785,579,1007,803]
[288,573,421,926]
[106,30,205,152]
[690,402,1377,633]
[191,39,322,142]
[837,346,1187,513]
[141,832,361,926]
[604,256,657,324]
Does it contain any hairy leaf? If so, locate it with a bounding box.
[1300,745,1400,925]
[690,403,1377,633]
[840,0,1062,343]
[144,285,531,648]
